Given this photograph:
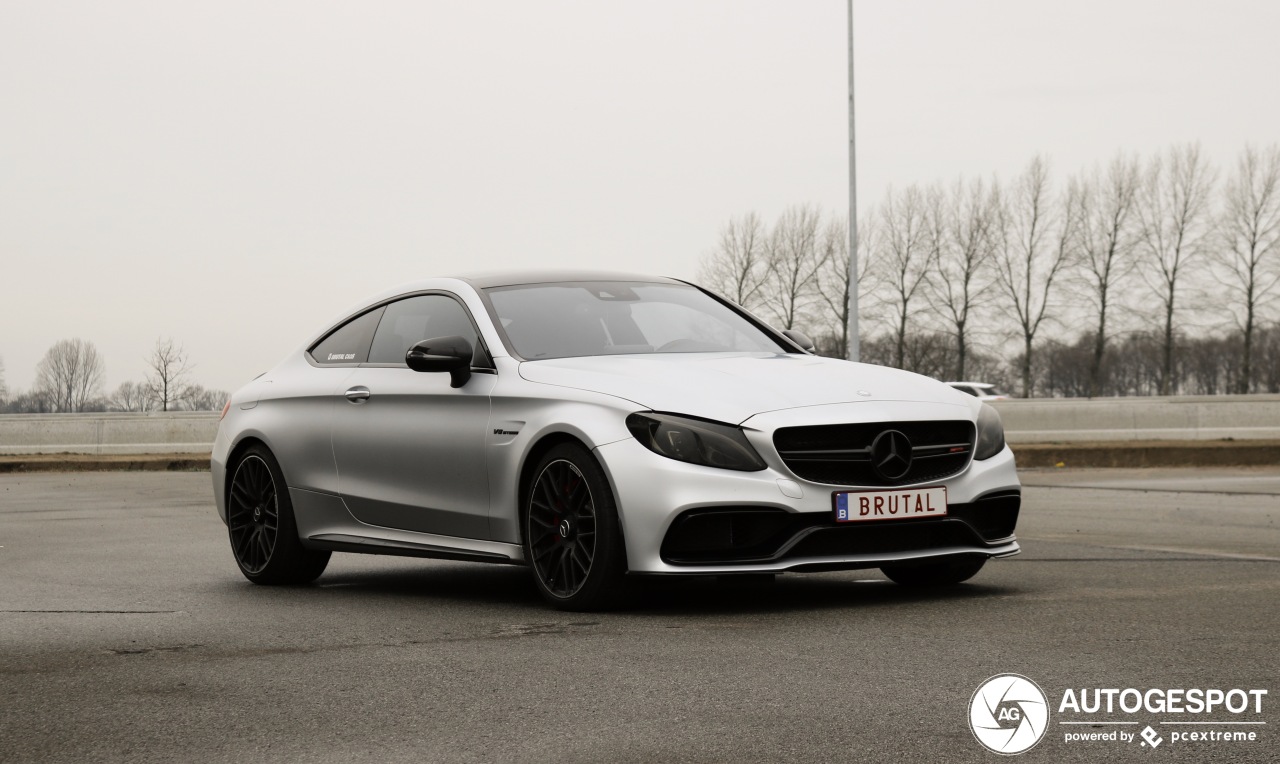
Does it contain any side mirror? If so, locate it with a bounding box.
[781,329,815,353]
[406,336,473,388]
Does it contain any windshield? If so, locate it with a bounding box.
[484,281,790,360]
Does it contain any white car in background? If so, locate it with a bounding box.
[946,382,1010,401]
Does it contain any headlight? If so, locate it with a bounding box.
[974,403,1006,460]
[626,412,767,471]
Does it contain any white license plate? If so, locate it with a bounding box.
[833,486,948,523]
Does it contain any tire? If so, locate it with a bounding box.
[226,444,330,585]
[881,556,986,586]
[523,443,627,611]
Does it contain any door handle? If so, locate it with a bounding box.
[344,387,371,403]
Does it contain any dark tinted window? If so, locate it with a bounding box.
[310,307,385,365]
[368,294,479,365]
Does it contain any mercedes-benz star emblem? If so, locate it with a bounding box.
[869,429,913,481]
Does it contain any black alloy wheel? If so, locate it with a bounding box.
[529,459,596,597]
[524,443,625,610]
[226,444,330,585]
[228,455,278,575]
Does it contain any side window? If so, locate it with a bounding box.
[958,385,979,397]
[367,294,479,365]
[310,307,385,365]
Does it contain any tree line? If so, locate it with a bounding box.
[0,338,229,414]
[698,144,1280,396]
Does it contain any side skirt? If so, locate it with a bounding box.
[307,533,521,565]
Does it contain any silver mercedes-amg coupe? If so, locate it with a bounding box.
[212,271,1021,610]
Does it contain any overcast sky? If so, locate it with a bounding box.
[2,0,1278,394]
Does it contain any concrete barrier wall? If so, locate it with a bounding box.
[0,394,1277,454]
[993,394,1280,443]
[0,412,221,455]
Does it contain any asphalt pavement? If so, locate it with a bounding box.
[1,468,1277,763]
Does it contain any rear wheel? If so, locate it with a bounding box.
[227,444,330,585]
[524,443,626,611]
[881,556,986,586]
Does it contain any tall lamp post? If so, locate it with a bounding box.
[846,0,860,362]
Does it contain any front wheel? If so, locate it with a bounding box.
[881,556,986,586]
[524,443,627,611]
[227,444,330,585]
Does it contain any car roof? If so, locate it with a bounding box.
[456,270,683,289]
[303,271,690,350]
[945,381,995,388]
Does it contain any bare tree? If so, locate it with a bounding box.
[1212,145,1280,393]
[0,356,8,405]
[183,384,230,411]
[813,211,877,359]
[3,389,54,414]
[109,380,153,412]
[1134,143,1217,395]
[1259,325,1280,393]
[1073,155,1141,397]
[698,142,1280,399]
[761,204,827,330]
[927,177,998,380]
[992,156,1079,397]
[876,185,931,368]
[34,339,106,412]
[146,338,193,412]
[697,212,770,310]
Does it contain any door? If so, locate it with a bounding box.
[332,293,496,539]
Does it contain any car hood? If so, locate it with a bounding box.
[517,352,974,424]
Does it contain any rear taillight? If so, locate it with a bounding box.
[220,400,231,421]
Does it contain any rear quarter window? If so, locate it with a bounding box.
[309,307,385,365]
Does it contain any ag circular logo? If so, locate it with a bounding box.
[969,674,1050,755]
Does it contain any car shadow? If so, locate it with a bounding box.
[633,577,1017,615]
[286,561,1021,615]
[310,562,542,607]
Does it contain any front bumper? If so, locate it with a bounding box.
[210,422,232,523]
[594,435,1021,575]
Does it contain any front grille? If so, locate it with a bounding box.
[773,420,975,486]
